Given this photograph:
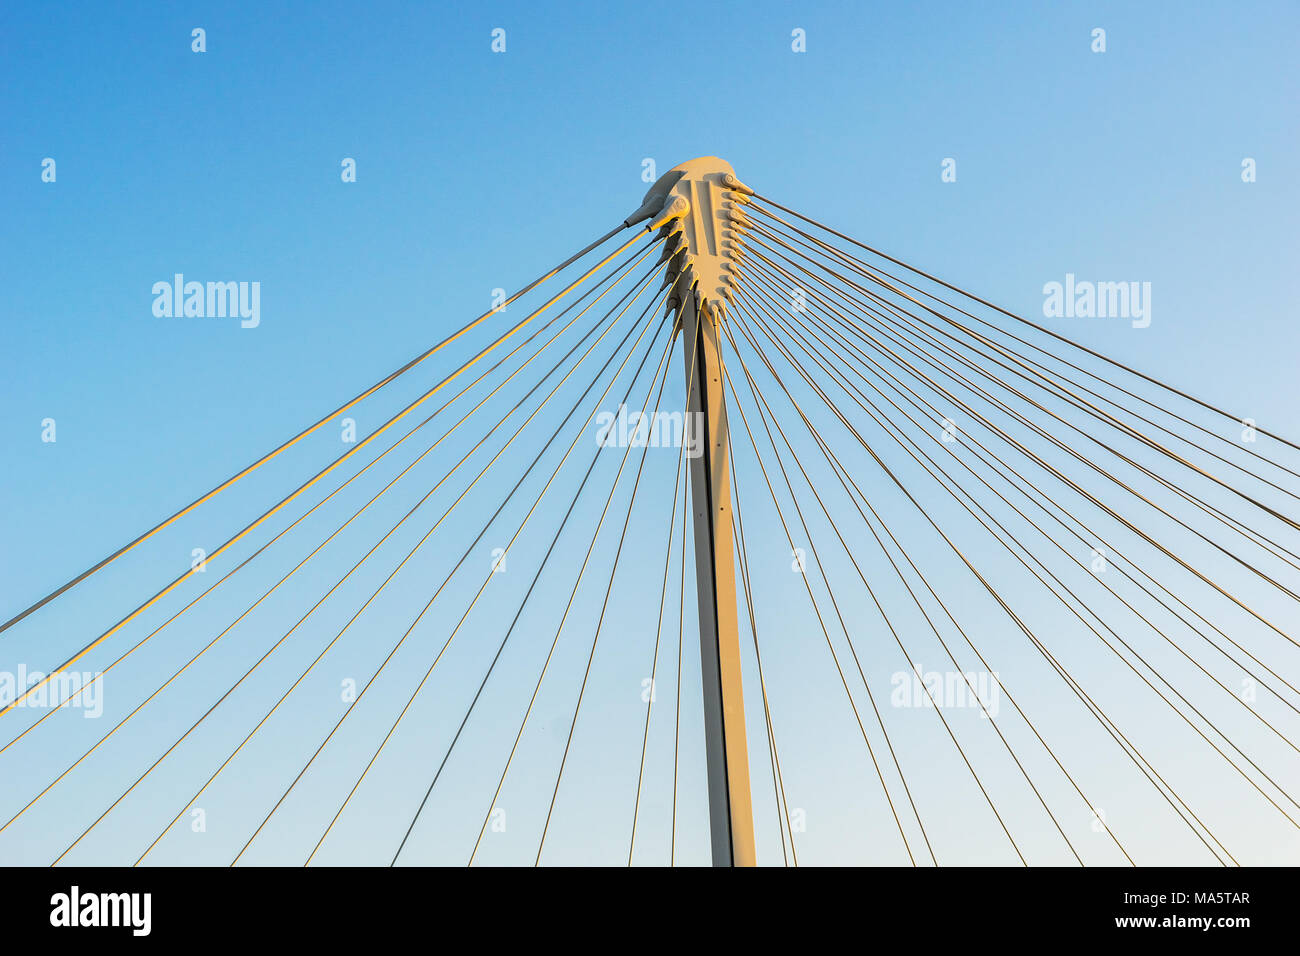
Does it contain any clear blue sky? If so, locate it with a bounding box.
[2,0,1298,866]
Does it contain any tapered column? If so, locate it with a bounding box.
[679,290,755,867]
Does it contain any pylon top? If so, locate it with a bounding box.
[630,157,754,319]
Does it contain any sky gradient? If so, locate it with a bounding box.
[2,0,1298,866]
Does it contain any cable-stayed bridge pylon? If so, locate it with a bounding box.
[3,157,1299,868]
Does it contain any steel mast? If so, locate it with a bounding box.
[638,158,757,866]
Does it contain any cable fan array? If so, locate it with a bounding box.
[0,187,1297,867]
[713,191,1300,866]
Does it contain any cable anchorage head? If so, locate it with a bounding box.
[638,157,750,322]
